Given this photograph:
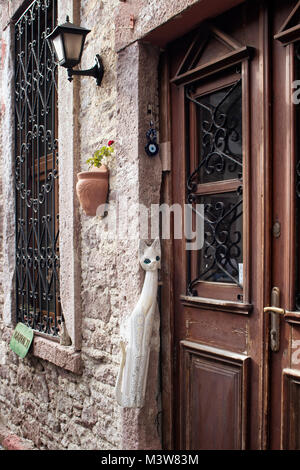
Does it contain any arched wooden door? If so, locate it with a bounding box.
[161,0,300,450]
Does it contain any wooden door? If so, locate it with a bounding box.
[161,0,300,450]
[270,0,300,450]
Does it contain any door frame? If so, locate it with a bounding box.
[159,0,272,450]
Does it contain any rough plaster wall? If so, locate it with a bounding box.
[1,19,16,332]
[115,0,201,50]
[129,0,200,37]
[0,4,3,318]
[116,41,162,450]
[79,2,162,450]
[0,0,164,450]
[78,0,123,449]
[0,0,123,450]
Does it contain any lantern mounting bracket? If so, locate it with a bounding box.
[67,54,104,86]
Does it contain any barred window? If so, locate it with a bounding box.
[14,0,60,336]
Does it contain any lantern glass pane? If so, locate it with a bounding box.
[63,32,83,61]
[52,34,65,62]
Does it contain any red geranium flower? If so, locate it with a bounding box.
[108,140,115,146]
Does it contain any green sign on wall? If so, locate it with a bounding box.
[9,323,34,358]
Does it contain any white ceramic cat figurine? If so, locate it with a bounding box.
[115,238,161,408]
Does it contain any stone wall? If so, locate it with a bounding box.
[0,0,124,450]
[0,0,206,451]
[0,3,4,317]
[0,337,122,449]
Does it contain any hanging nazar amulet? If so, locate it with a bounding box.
[145,122,159,157]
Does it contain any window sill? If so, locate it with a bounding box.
[32,335,82,374]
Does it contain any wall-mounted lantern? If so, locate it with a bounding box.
[47,16,104,86]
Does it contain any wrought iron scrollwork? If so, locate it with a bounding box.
[14,0,60,335]
[186,79,243,293]
[186,79,242,193]
[187,187,243,295]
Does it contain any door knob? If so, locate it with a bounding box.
[264,287,285,352]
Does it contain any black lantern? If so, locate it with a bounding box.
[47,16,104,86]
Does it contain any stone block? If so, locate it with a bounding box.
[22,419,41,448]
[80,404,98,429]
[32,337,83,375]
[31,374,50,403]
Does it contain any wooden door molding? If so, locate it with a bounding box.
[159,51,175,450]
[274,0,300,45]
[170,23,253,87]
[180,294,252,315]
[281,369,300,449]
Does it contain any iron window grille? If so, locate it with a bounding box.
[14,0,60,336]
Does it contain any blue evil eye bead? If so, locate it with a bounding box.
[156,256,160,261]
[145,141,159,157]
[144,258,151,264]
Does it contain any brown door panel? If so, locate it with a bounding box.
[179,341,250,450]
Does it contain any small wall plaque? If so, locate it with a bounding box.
[9,323,34,358]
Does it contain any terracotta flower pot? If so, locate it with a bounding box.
[76,165,109,216]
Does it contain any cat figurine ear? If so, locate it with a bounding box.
[152,237,161,269]
[151,237,161,254]
[139,239,148,258]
